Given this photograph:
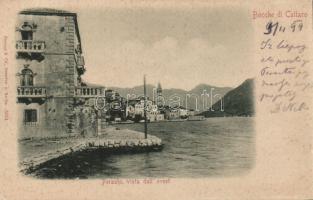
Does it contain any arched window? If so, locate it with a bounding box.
[20,22,35,40]
[21,30,33,40]
[20,66,34,86]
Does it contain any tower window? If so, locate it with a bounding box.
[21,31,33,40]
[24,109,37,124]
[19,65,34,86]
[19,22,36,40]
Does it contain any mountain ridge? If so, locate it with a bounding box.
[201,78,255,117]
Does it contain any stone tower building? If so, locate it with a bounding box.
[157,82,162,97]
[16,9,105,139]
[156,82,163,108]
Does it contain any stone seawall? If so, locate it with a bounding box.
[19,127,163,174]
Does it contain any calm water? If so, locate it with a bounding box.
[34,117,255,178]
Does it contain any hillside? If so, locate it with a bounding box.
[201,79,255,117]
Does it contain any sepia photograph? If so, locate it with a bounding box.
[0,0,312,199]
[16,7,255,179]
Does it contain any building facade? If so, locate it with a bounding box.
[16,9,105,139]
[126,98,164,122]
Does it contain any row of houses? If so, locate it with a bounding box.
[110,95,196,122]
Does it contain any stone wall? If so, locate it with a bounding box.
[17,13,96,139]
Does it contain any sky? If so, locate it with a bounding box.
[76,7,254,90]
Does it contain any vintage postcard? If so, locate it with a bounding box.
[0,0,312,199]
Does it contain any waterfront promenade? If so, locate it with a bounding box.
[19,127,163,174]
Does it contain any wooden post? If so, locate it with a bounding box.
[144,75,148,139]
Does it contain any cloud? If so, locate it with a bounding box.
[84,36,252,90]
[78,8,254,89]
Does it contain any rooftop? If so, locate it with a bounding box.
[19,8,76,16]
[18,8,82,52]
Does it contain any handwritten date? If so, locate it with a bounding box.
[264,20,303,36]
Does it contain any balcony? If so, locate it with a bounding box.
[17,86,47,98]
[75,87,105,98]
[76,55,85,75]
[77,55,85,66]
[16,40,46,53]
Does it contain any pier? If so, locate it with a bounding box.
[19,127,163,174]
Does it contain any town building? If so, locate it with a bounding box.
[187,109,195,116]
[16,9,105,139]
[126,97,164,122]
[163,106,189,120]
[164,108,180,120]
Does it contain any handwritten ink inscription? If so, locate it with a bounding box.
[263,20,303,36]
[258,19,311,113]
